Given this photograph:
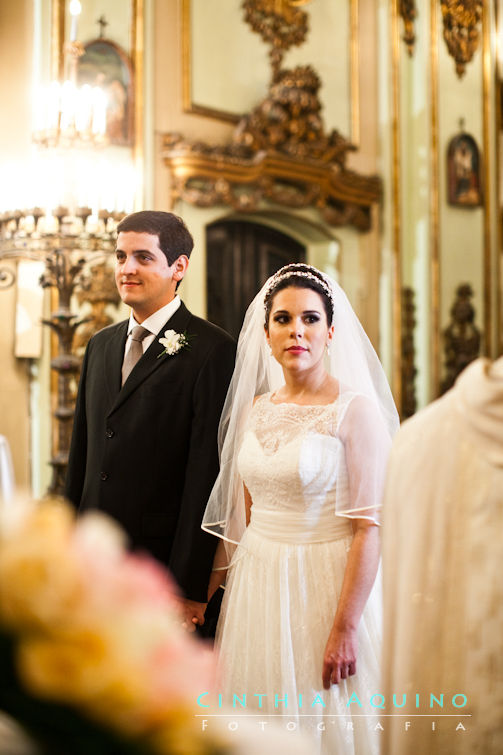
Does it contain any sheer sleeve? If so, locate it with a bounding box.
[334,393,392,525]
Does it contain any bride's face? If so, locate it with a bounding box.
[265,286,334,373]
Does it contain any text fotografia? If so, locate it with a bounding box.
[196,692,468,710]
[200,719,469,733]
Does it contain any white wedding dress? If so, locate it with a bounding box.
[216,393,382,755]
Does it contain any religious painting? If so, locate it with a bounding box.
[77,39,134,146]
[447,132,483,207]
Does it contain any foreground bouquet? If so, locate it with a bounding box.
[0,499,227,755]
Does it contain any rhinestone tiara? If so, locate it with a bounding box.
[264,266,334,309]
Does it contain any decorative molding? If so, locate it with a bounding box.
[164,65,381,231]
[401,286,417,418]
[182,0,240,123]
[440,0,483,78]
[399,0,417,56]
[440,283,481,394]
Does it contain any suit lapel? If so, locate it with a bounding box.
[107,302,193,417]
[103,321,128,403]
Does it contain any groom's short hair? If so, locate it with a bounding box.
[116,210,194,265]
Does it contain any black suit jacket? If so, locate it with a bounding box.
[65,302,235,602]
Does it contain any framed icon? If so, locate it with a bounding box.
[78,38,134,146]
[447,131,482,207]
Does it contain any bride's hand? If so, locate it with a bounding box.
[322,625,358,689]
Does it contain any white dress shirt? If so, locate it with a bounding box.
[123,296,181,360]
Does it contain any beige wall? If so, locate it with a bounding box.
[0,0,35,489]
[383,0,500,407]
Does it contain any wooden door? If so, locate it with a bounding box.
[206,220,306,339]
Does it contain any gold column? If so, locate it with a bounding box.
[482,0,495,356]
[391,0,402,409]
[51,0,65,80]
[350,0,360,145]
[50,0,66,468]
[429,0,440,396]
[496,0,503,355]
[132,0,144,208]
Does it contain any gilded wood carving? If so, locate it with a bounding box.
[399,0,417,56]
[441,283,481,394]
[401,286,417,418]
[163,65,380,231]
[166,2,381,231]
[440,0,483,78]
[242,0,312,77]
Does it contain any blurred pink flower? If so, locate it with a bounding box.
[0,499,224,753]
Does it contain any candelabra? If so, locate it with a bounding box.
[0,208,121,495]
[0,0,136,495]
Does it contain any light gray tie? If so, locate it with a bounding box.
[121,325,150,386]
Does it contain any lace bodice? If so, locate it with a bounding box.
[237,394,354,530]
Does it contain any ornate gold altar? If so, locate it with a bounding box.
[164,0,381,232]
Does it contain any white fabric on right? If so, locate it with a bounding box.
[381,357,503,755]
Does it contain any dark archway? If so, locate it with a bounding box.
[206,220,306,339]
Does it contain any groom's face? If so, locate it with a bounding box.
[115,231,188,322]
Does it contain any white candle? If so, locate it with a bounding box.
[69,0,82,42]
[91,87,107,135]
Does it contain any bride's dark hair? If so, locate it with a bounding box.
[264,264,334,329]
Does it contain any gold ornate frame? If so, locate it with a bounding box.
[181,0,361,144]
[181,0,239,124]
[51,0,143,157]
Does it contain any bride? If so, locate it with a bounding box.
[202,264,398,754]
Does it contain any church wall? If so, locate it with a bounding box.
[385,0,500,409]
[0,0,37,491]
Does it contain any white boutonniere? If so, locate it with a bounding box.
[157,329,192,358]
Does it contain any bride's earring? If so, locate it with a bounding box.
[326,343,331,356]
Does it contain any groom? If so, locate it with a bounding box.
[65,210,235,633]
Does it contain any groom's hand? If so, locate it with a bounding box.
[176,598,207,632]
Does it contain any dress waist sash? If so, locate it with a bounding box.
[249,506,353,544]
